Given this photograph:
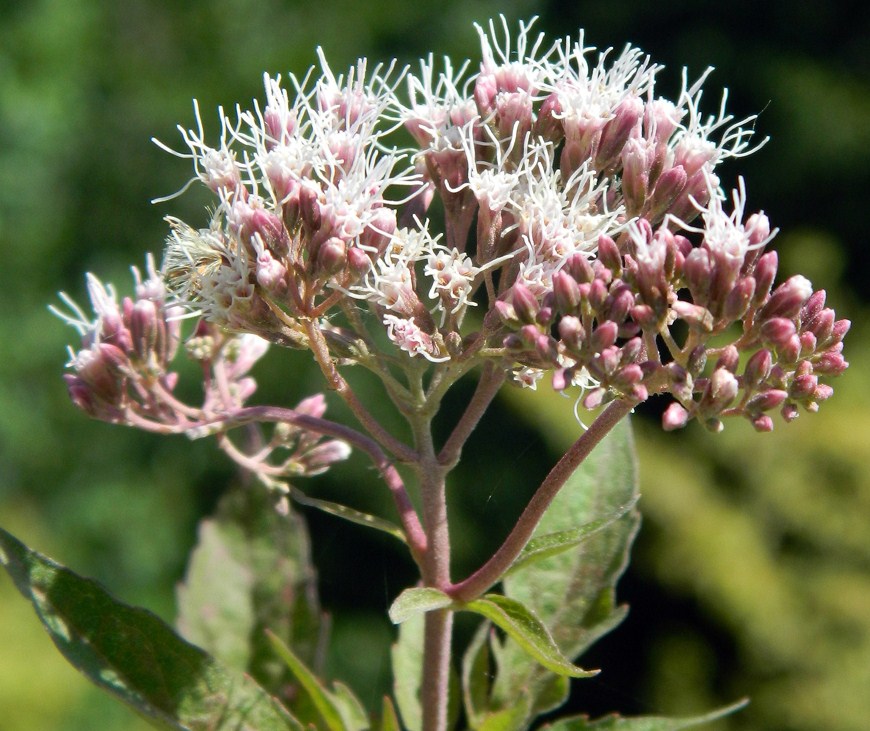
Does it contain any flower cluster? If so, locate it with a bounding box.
[54,259,349,479]
[61,16,846,434]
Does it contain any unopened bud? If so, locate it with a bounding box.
[781,402,799,422]
[511,283,540,324]
[553,271,582,312]
[751,414,774,432]
[721,277,756,321]
[761,317,796,348]
[557,315,584,349]
[645,165,688,222]
[759,275,813,320]
[662,402,690,431]
[347,247,372,275]
[671,301,714,332]
[743,348,772,387]
[747,389,788,412]
[597,235,622,276]
[595,96,643,171]
[715,345,740,373]
[752,251,778,306]
[316,237,347,276]
[590,321,619,351]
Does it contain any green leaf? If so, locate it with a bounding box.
[266,629,369,731]
[176,486,324,700]
[0,525,300,731]
[464,594,598,679]
[541,699,749,730]
[380,696,402,731]
[492,418,640,716]
[290,486,407,544]
[391,612,424,731]
[506,498,638,575]
[390,612,460,731]
[388,587,453,624]
[462,621,492,728]
[475,695,533,731]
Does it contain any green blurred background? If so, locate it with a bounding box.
[1,1,867,729]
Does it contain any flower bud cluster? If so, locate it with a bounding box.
[493,179,849,430]
[55,261,349,479]
[52,258,184,424]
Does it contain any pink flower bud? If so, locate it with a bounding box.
[347,247,372,275]
[814,351,848,375]
[595,96,643,171]
[645,165,688,222]
[759,275,813,320]
[830,319,851,345]
[790,373,818,399]
[597,234,622,276]
[665,362,693,401]
[130,299,159,361]
[799,331,817,356]
[671,301,714,331]
[709,368,739,408]
[588,279,608,310]
[743,348,773,387]
[800,289,826,323]
[316,237,347,276]
[721,277,756,321]
[804,307,834,343]
[630,304,657,328]
[780,334,802,363]
[752,251,778,306]
[747,389,788,412]
[761,317,796,348]
[621,137,650,216]
[557,315,584,348]
[583,387,606,410]
[751,414,774,432]
[606,287,635,324]
[510,283,540,324]
[662,402,690,431]
[494,299,520,327]
[553,271,582,312]
[781,402,799,422]
[683,249,713,304]
[565,253,595,284]
[590,321,619,351]
[715,345,740,373]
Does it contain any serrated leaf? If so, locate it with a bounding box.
[464,594,598,679]
[492,419,640,715]
[388,587,453,624]
[290,486,407,544]
[267,629,369,731]
[176,485,324,702]
[0,525,300,731]
[541,699,749,730]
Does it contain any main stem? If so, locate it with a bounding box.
[416,416,452,731]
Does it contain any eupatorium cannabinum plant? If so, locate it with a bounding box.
[1,16,848,731]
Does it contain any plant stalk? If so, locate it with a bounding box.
[447,398,635,603]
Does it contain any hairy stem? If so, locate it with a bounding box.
[438,363,506,469]
[412,413,452,731]
[194,405,428,566]
[446,398,635,602]
[303,319,417,462]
